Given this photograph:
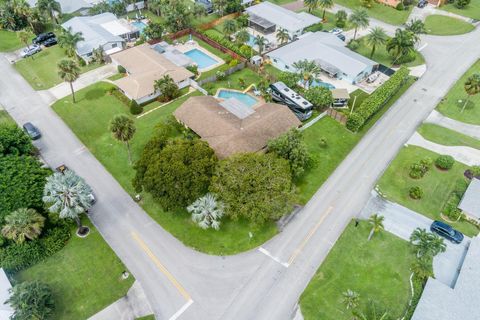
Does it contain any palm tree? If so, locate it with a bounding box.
[223,19,238,39]
[411,257,434,280]
[406,18,426,35]
[2,208,45,243]
[154,74,180,101]
[58,26,84,58]
[276,28,290,45]
[187,193,224,230]
[109,114,136,164]
[386,29,415,64]
[335,10,348,26]
[342,289,360,310]
[318,0,334,20]
[254,35,267,55]
[213,0,228,16]
[235,29,250,45]
[43,170,93,235]
[367,213,384,240]
[304,0,319,13]
[355,301,390,320]
[349,8,370,40]
[148,0,165,16]
[409,228,446,258]
[17,29,31,49]
[11,0,35,30]
[91,46,104,64]
[57,59,80,103]
[462,73,480,112]
[192,3,206,19]
[37,0,61,24]
[292,59,321,88]
[6,281,54,320]
[365,27,387,58]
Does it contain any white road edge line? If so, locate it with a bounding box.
[169,299,194,320]
[418,43,428,52]
[258,247,289,268]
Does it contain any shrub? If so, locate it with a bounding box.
[442,192,463,221]
[336,20,346,28]
[216,70,226,80]
[346,112,364,132]
[395,50,416,64]
[202,30,252,59]
[435,155,455,170]
[0,124,33,156]
[409,157,432,179]
[7,280,54,320]
[347,39,360,51]
[117,65,126,74]
[396,2,405,10]
[455,0,470,8]
[304,87,333,110]
[319,137,328,148]
[129,100,143,115]
[305,23,323,32]
[409,186,424,199]
[229,59,239,67]
[186,64,199,76]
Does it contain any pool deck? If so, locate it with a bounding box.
[175,41,225,72]
[214,88,265,109]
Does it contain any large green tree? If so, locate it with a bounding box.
[2,208,45,243]
[7,280,54,320]
[409,228,446,258]
[304,0,319,13]
[386,29,415,64]
[223,19,238,39]
[211,153,294,225]
[136,139,217,210]
[37,0,61,24]
[109,114,136,164]
[304,86,333,109]
[318,0,334,20]
[143,22,164,40]
[349,8,370,40]
[0,124,33,156]
[366,26,387,58]
[292,59,321,88]
[276,28,290,45]
[57,59,80,103]
[58,27,84,58]
[154,75,180,102]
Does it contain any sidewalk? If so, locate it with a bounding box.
[408,4,473,23]
[425,110,480,140]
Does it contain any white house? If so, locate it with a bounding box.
[0,269,13,320]
[245,2,320,39]
[458,178,480,222]
[267,32,378,84]
[27,0,145,15]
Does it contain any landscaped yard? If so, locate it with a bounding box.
[267,0,297,5]
[353,37,425,67]
[0,30,29,52]
[14,46,101,90]
[300,9,353,31]
[202,67,264,94]
[0,109,14,125]
[378,145,479,236]
[332,0,412,25]
[440,0,480,20]
[52,82,277,255]
[418,123,480,150]
[15,220,134,320]
[300,221,415,320]
[424,15,475,35]
[436,59,480,125]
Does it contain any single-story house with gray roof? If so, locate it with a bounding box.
[458,178,480,221]
[267,32,378,84]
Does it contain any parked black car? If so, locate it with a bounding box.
[336,33,346,41]
[43,37,58,47]
[22,122,41,140]
[430,220,464,244]
[417,0,428,8]
[32,32,55,45]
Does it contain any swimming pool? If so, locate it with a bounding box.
[131,21,147,34]
[184,49,218,70]
[246,34,256,47]
[311,80,336,89]
[217,90,258,107]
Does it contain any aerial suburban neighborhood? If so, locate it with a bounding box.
[0,0,479,318]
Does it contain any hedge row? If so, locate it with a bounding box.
[201,30,253,59]
[346,67,410,132]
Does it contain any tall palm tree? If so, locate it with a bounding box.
[235,29,250,45]
[349,8,370,40]
[367,213,384,240]
[91,46,104,64]
[342,289,360,310]
[17,29,31,49]
[154,74,180,101]
[58,26,84,58]
[411,257,434,280]
[43,170,93,235]
[37,0,61,24]
[1,208,45,243]
[335,10,348,26]
[318,0,334,20]
[292,59,321,88]
[365,27,387,58]
[254,35,267,54]
[304,0,319,13]
[409,228,446,258]
[386,29,415,64]
[276,28,290,45]
[223,19,238,39]
[57,59,80,103]
[11,0,34,30]
[406,18,426,35]
[109,114,136,164]
[462,73,480,113]
[187,193,224,230]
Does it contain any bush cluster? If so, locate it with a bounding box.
[110,87,130,106]
[202,30,252,59]
[117,65,126,74]
[409,186,424,199]
[409,157,432,179]
[442,192,463,221]
[346,67,409,132]
[435,155,454,170]
[129,100,143,115]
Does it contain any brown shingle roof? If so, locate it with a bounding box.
[174,96,301,158]
[110,44,193,99]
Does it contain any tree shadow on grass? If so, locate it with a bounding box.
[83,87,105,101]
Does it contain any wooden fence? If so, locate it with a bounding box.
[198,12,241,31]
[326,108,347,125]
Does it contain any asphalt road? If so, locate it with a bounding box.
[1,26,479,320]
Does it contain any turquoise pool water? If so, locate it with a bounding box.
[218,90,258,107]
[311,80,336,89]
[131,21,147,34]
[184,49,218,69]
[246,34,256,47]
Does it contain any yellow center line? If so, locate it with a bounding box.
[288,206,334,265]
[131,231,191,301]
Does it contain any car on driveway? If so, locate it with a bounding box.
[417,0,427,8]
[43,37,57,47]
[22,122,41,140]
[430,220,464,244]
[20,44,41,58]
[330,28,344,35]
[32,32,55,45]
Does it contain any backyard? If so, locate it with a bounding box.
[14,46,101,90]
[440,0,480,20]
[424,15,475,36]
[418,123,480,150]
[377,145,478,236]
[15,220,134,320]
[436,59,480,125]
[51,82,277,255]
[300,9,353,31]
[332,0,412,25]
[300,221,415,320]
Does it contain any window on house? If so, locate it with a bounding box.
[112,43,117,48]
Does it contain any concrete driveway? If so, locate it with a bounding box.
[360,191,470,288]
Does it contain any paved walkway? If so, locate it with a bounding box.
[408,4,473,23]
[407,132,480,166]
[361,191,470,288]
[425,109,480,140]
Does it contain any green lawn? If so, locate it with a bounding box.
[424,15,475,35]
[300,221,415,320]
[353,37,425,67]
[267,0,297,5]
[14,46,101,90]
[301,9,353,31]
[203,67,264,94]
[378,145,479,236]
[0,30,28,52]
[15,220,134,320]
[440,0,480,20]
[52,82,277,255]
[0,109,14,125]
[333,0,412,25]
[436,60,480,125]
[418,123,480,150]
[136,316,155,320]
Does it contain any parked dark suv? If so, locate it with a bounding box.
[32,32,55,45]
[22,122,41,140]
[430,220,464,244]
